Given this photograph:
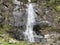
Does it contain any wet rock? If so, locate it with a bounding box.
[40,21,51,27]
[8,29,24,40]
[13,2,27,27]
[14,29,24,40]
[34,21,51,30]
[33,24,41,35]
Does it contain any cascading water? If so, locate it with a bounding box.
[24,0,36,42]
[13,0,44,43]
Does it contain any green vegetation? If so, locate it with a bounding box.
[0,38,28,45]
[31,0,37,3]
[0,33,28,45]
[55,5,60,11]
[0,34,41,45]
[3,42,26,45]
[46,0,56,6]
[55,16,60,23]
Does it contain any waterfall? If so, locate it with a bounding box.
[13,0,44,42]
[24,0,35,42]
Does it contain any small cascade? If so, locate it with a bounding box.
[24,0,36,42]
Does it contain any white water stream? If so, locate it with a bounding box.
[13,0,36,42]
[24,0,35,42]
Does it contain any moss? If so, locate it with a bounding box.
[0,37,28,45]
[3,41,28,45]
[55,5,60,11]
[0,24,14,34]
[31,0,37,3]
[46,0,56,7]
[50,28,60,33]
[49,0,55,3]
[2,24,11,30]
[55,16,60,23]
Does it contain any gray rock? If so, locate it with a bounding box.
[9,29,24,40]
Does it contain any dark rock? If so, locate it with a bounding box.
[39,21,51,27]
[50,44,53,45]
[0,13,4,23]
[8,28,24,40]
[34,21,51,30]
[33,24,41,35]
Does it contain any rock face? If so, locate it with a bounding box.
[0,0,60,43]
[36,0,60,29]
[0,0,14,25]
[13,4,27,26]
[0,0,26,40]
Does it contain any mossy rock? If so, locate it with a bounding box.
[31,0,37,3]
[55,16,60,23]
[46,0,55,7]
[55,5,60,11]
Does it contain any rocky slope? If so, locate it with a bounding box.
[0,0,60,45]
